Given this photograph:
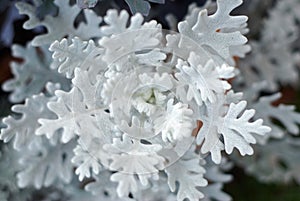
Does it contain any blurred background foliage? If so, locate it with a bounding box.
[1,0,300,200]
[225,167,300,201]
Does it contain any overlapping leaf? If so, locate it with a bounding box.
[177,0,250,63]
[16,0,103,46]
[50,37,105,81]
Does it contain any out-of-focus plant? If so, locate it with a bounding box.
[0,0,300,201]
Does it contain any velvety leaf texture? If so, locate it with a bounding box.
[3,0,300,200]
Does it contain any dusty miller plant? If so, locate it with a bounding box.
[0,0,300,200]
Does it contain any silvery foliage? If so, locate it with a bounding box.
[0,0,299,200]
[237,0,300,91]
[2,44,70,103]
[76,0,165,16]
[234,136,300,185]
[231,0,300,184]
[201,158,232,201]
[1,83,76,190]
[15,0,103,46]
[231,80,300,184]
[124,0,165,16]
[0,145,29,201]
[77,0,98,9]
